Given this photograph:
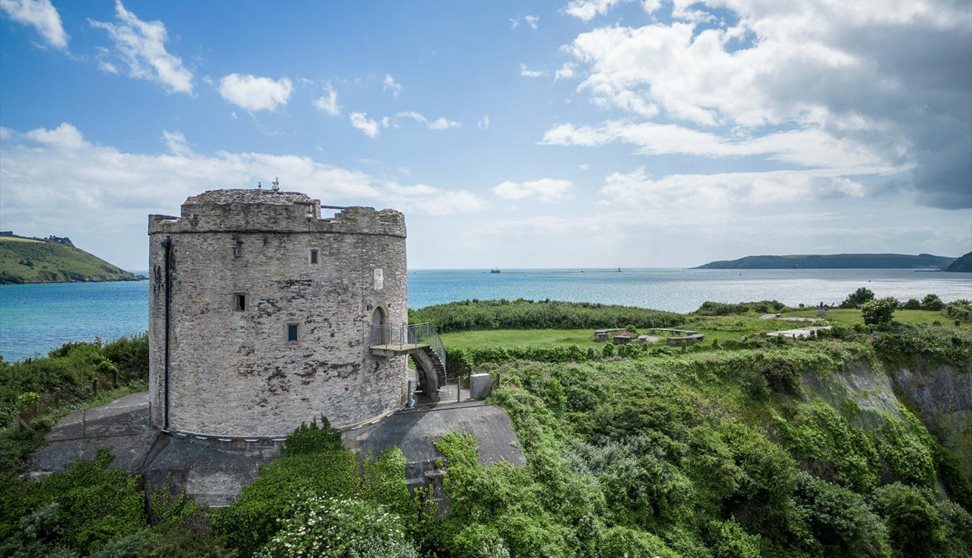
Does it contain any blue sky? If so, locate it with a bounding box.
[1,0,970,269]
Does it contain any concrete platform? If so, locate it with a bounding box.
[29,390,525,505]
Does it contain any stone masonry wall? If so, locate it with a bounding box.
[148,191,407,437]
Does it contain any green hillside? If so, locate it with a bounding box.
[946,251,972,272]
[697,253,956,269]
[0,234,142,284]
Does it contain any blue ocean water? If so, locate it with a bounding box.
[2,268,970,362]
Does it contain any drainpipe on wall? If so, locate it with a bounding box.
[162,237,172,430]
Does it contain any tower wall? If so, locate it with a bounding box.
[148,190,407,437]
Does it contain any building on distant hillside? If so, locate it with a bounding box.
[147,188,420,438]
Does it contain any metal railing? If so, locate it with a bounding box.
[369,322,446,374]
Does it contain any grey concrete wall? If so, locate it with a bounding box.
[148,190,408,437]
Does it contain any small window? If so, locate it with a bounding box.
[233,293,246,311]
[309,249,319,265]
[287,323,299,342]
[233,240,243,258]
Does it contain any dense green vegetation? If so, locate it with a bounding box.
[409,299,684,332]
[0,235,142,284]
[0,334,150,474]
[2,292,970,556]
[696,253,956,269]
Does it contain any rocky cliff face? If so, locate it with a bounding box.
[889,364,972,478]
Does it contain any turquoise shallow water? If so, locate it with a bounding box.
[1,268,970,362]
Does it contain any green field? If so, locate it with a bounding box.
[440,317,813,350]
[440,309,964,351]
[0,235,140,284]
[785,308,954,326]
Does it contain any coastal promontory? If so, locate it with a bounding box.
[696,253,957,270]
[0,233,143,284]
[945,251,972,272]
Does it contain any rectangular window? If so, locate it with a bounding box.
[233,293,246,311]
[287,323,299,342]
[309,249,319,265]
[233,240,243,258]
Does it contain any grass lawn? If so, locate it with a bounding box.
[439,309,969,352]
[784,308,957,327]
[440,329,602,350]
[440,317,819,350]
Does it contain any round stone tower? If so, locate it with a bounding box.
[147,189,408,437]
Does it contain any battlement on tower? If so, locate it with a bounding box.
[148,189,405,237]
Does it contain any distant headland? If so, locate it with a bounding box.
[945,251,972,272]
[695,253,958,270]
[0,232,144,284]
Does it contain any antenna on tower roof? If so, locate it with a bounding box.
[272,177,280,192]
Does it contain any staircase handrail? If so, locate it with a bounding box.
[369,322,447,376]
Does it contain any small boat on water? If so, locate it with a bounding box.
[490,269,501,273]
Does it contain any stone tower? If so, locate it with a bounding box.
[147,189,408,438]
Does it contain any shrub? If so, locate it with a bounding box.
[692,300,784,316]
[920,294,944,311]
[281,415,342,456]
[600,526,679,558]
[901,298,921,310]
[841,287,875,309]
[862,297,897,326]
[409,299,683,332]
[872,483,945,558]
[791,472,891,557]
[255,495,417,558]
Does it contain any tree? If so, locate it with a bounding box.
[862,297,897,326]
[920,294,944,311]
[841,288,875,309]
[902,299,921,310]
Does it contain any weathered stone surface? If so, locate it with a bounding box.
[31,392,526,507]
[469,374,492,400]
[148,190,409,437]
[343,402,526,474]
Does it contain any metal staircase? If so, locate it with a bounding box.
[369,322,447,399]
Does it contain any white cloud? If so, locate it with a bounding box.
[382,182,486,216]
[396,111,426,124]
[161,130,191,156]
[0,127,14,140]
[313,85,341,116]
[579,163,590,170]
[218,74,293,112]
[493,178,573,202]
[559,1,972,207]
[0,0,68,50]
[428,117,460,130]
[0,123,487,262]
[394,111,460,130]
[520,64,547,78]
[90,0,193,94]
[599,167,868,212]
[541,121,905,175]
[477,114,491,130]
[564,0,626,22]
[24,122,85,149]
[524,15,539,29]
[555,63,577,80]
[349,112,381,138]
[383,74,401,97]
[641,0,661,14]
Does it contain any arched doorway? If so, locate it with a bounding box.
[371,307,387,344]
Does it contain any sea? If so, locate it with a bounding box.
[1,268,970,362]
